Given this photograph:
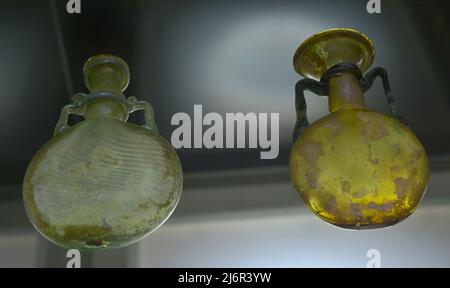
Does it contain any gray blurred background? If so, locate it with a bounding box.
[0,0,449,267]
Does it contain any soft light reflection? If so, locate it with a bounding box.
[202,12,333,141]
[136,203,450,268]
[139,0,450,148]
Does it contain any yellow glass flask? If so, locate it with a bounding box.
[289,29,429,229]
[23,55,183,249]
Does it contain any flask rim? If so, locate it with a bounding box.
[293,28,375,80]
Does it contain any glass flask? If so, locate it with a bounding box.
[23,55,183,249]
[289,29,429,229]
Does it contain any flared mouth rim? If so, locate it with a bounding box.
[293,28,376,79]
[83,54,131,92]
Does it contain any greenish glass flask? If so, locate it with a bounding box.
[23,55,183,249]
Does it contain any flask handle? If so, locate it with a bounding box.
[293,63,405,141]
[126,96,159,133]
[53,93,159,136]
[53,93,86,136]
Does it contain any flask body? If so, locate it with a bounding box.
[23,117,183,249]
[290,108,429,229]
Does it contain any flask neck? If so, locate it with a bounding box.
[328,72,365,113]
[82,55,130,121]
[84,97,128,121]
[86,65,126,95]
